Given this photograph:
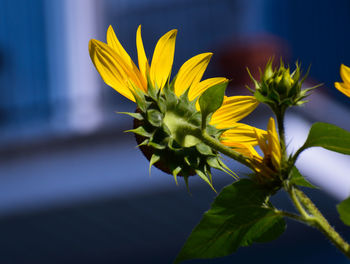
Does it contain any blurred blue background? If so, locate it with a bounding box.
[0,0,350,263]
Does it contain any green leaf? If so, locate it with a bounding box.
[174,179,285,263]
[199,82,227,128]
[289,167,317,189]
[301,122,350,155]
[337,197,350,226]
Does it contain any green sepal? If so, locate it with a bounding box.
[172,166,182,185]
[147,81,159,101]
[183,156,191,166]
[337,197,350,226]
[149,154,160,175]
[289,166,317,189]
[299,122,350,155]
[167,138,182,151]
[125,126,152,137]
[145,69,158,101]
[163,82,178,107]
[199,81,227,128]
[147,109,163,127]
[174,179,285,263]
[129,84,147,112]
[117,112,143,120]
[246,67,260,90]
[196,143,212,155]
[195,169,216,192]
[206,157,237,179]
[182,155,200,169]
[136,139,148,148]
[147,141,166,150]
[157,96,167,113]
[253,90,274,104]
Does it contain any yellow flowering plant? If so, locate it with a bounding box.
[89,25,350,262]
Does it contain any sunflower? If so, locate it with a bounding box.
[245,117,281,182]
[89,25,265,185]
[335,64,350,97]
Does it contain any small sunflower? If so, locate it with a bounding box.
[89,25,265,187]
[335,64,350,97]
[247,117,281,183]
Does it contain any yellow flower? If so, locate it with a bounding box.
[89,25,262,157]
[249,117,281,179]
[335,64,350,97]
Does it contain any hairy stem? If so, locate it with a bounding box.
[287,186,350,258]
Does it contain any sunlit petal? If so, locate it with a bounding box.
[150,29,177,89]
[220,123,267,146]
[220,142,260,159]
[136,25,149,82]
[174,53,213,97]
[335,82,350,98]
[89,39,136,101]
[107,26,147,91]
[210,96,259,129]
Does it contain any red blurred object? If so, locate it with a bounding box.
[216,34,290,95]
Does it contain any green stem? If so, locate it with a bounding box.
[200,131,253,169]
[188,127,253,170]
[275,107,287,161]
[286,184,310,219]
[275,209,307,224]
[290,144,306,166]
[288,186,350,258]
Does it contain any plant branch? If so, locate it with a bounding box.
[287,185,350,258]
[295,188,350,258]
[275,209,306,224]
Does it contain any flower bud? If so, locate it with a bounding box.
[277,69,293,95]
[248,59,316,110]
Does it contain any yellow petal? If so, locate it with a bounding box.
[220,123,267,146]
[107,26,134,69]
[210,96,259,129]
[107,26,147,91]
[150,29,177,89]
[267,118,281,169]
[340,64,350,85]
[335,82,350,98]
[255,127,268,155]
[189,77,228,101]
[136,25,149,82]
[220,142,260,159]
[89,39,137,102]
[174,53,213,97]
